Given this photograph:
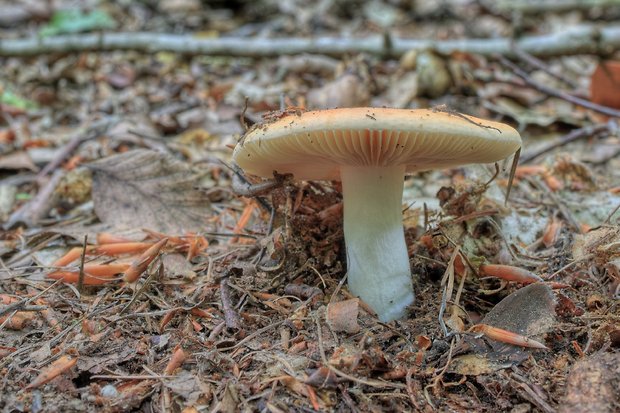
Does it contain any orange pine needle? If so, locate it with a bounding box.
[63,155,83,170]
[305,384,320,411]
[52,246,93,267]
[514,165,547,178]
[547,282,571,289]
[47,263,129,284]
[46,271,117,286]
[80,263,131,276]
[479,264,543,284]
[469,324,548,349]
[143,229,185,245]
[123,238,168,282]
[190,318,203,332]
[96,232,133,244]
[164,346,186,375]
[543,174,563,191]
[189,308,214,318]
[25,355,78,390]
[186,235,201,260]
[95,242,154,256]
[159,309,178,332]
[230,201,256,243]
[53,242,153,269]
[542,218,563,248]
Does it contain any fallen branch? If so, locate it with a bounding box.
[36,116,119,181]
[4,169,65,229]
[521,123,612,163]
[497,55,620,118]
[1,25,620,58]
[493,0,620,14]
[220,278,241,330]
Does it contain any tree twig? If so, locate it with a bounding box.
[36,117,118,182]
[493,0,620,14]
[4,169,65,229]
[511,46,579,89]
[496,55,620,118]
[1,25,619,58]
[76,235,88,294]
[220,277,241,330]
[521,123,611,163]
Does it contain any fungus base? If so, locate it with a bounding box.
[341,165,414,322]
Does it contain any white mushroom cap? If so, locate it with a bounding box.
[233,107,521,180]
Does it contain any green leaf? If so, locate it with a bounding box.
[40,9,116,37]
[15,193,32,201]
[0,90,38,110]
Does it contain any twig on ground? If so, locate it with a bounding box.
[4,169,65,229]
[438,247,461,337]
[511,46,580,89]
[493,0,620,14]
[496,55,620,118]
[36,117,119,181]
[220,277,241,330]
[314,314,406,390]
[1,25,620,57]
[216,320,285,351]
[423,337,457,409]
[76,235,88,294]
[0,300,45,318]
[603,202,620,225]
[506,148,521,205]
[510,368,556,413]
[521,123,612,163]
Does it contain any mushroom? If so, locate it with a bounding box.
[233,108,521,322]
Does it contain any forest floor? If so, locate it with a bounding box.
[0,1,619,412]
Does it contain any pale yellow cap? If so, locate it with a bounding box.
[233,108,521,180]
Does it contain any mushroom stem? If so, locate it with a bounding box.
[340,165,414,322]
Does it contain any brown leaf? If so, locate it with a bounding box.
[590,61,620,109]
[326,299,360,334]
[25,355,77,390]
[163,371,208,406]
[0,151,37,171]
[87,150,211,234]
[307,74,370,109]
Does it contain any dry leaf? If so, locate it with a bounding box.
[0,151,37,171]
[87,149,211,234]
[25,355,77,390]
[458,283,556,366]
[307,74,370,109]
[449,353,513,376]
[590,61,620,109]
[327,298,360,334]
[482,283,556,339]
[559,352,620,413]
